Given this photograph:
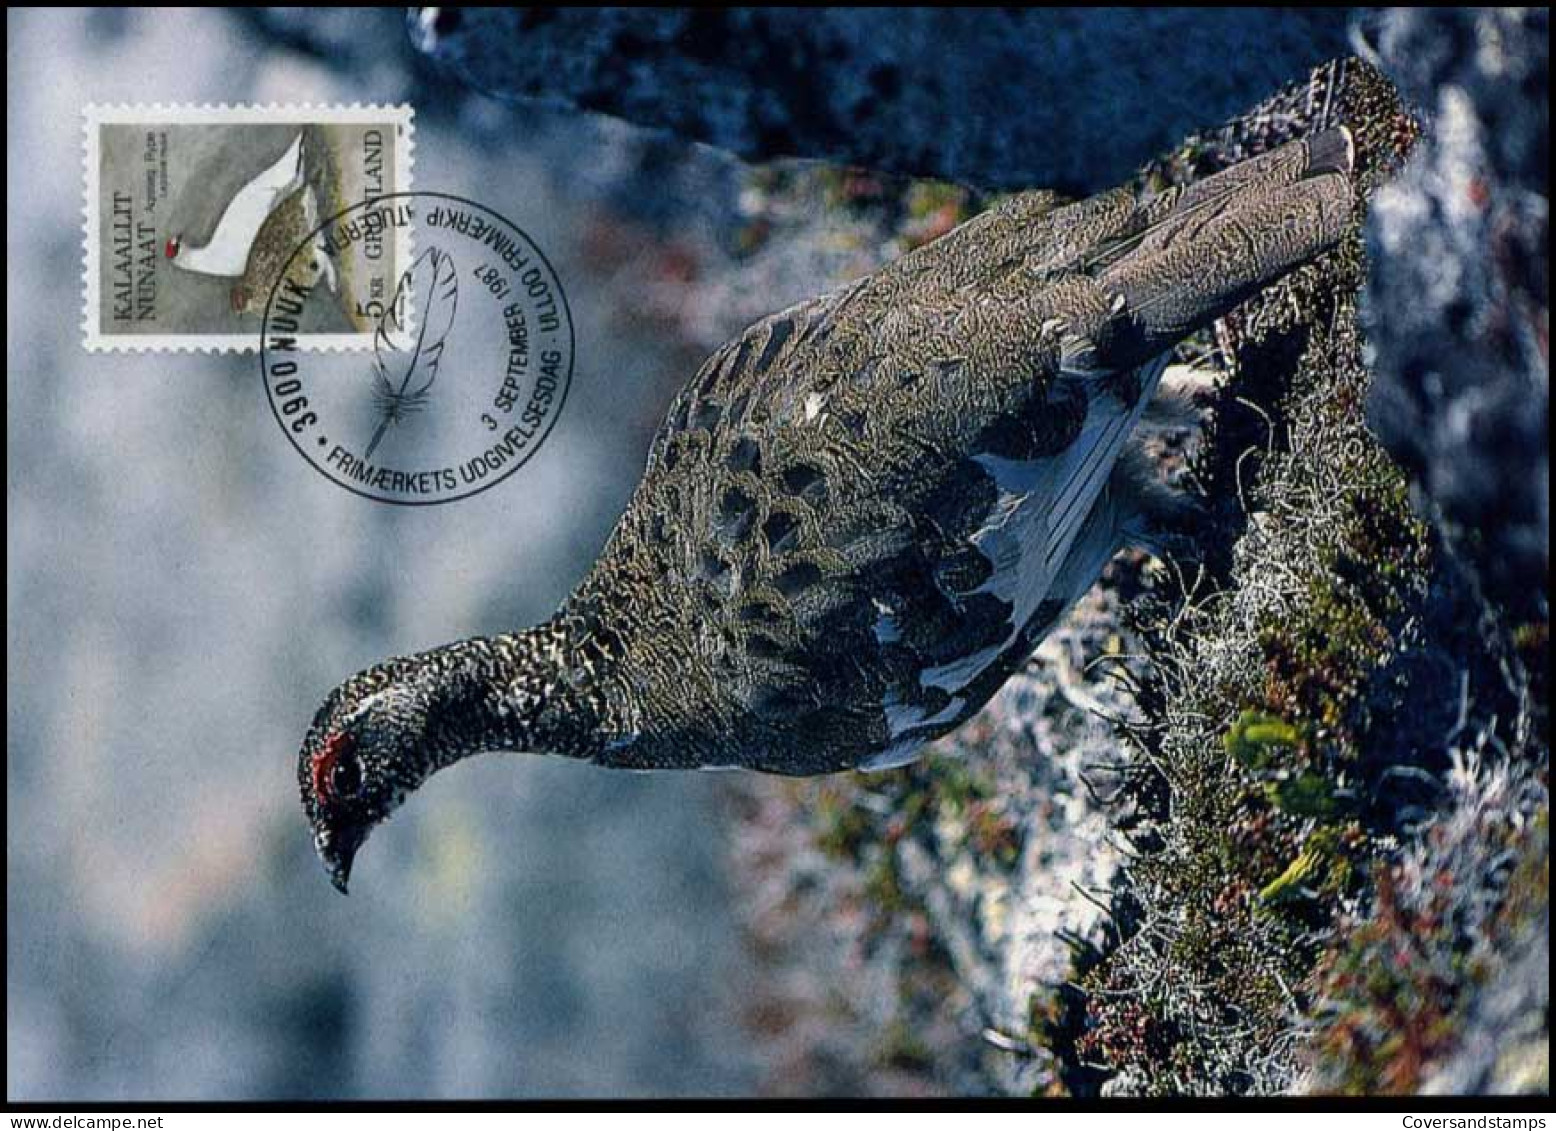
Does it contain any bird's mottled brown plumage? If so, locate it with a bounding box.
[228,183,328,315]
[298,127,1355,890]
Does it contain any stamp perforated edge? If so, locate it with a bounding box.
[81,103,415,354]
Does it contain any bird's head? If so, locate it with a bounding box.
[298,673,435,894]
[164,235,182,260]
[297,630,587,893]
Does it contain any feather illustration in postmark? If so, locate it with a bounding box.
[365,246,459,460]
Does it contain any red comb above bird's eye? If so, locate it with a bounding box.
[311,732,348,804]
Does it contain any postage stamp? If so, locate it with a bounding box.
[82,104,414,352]
[261,192,575,505]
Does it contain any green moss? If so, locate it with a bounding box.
[1225,710,1302,769]
[1066,61,1485,1095]
[1263,773,1358,821]
[800,749,1023,946]
[1259,827,1345,905]
[920,752,992,812]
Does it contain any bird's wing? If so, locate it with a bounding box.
[1035,350,1171,572]
[603,129,1356,772]
[198,133,306,274]
[1094,126,1356,352]
[646,265,1176,768]
[644,280,870,476]
[622,274,1092,768]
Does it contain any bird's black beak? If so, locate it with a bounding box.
[329,854,354,895]
[318,829,364,896]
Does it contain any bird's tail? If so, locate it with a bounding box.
[1099,126,1356,352]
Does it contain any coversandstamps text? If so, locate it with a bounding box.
[82,104,413,351]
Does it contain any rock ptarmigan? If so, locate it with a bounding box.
[299,127,1356,892]
[164,131,337,314]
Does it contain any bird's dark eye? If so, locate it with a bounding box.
[329,750,363,799]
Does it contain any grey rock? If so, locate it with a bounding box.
[407,7,1354,192]
[1425,911,1549,1095]
[1361,7,1549,615]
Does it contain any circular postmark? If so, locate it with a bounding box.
[261,192,574,505]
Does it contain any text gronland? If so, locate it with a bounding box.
[312,199,413,268]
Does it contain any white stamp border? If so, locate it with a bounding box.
[82,103,415,353]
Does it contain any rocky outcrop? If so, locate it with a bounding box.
[723,59,1547,1097]
[399,8,1547,1096]
[408,7,1354,192]
[1361,7,1549,618]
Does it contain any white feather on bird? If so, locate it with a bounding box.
[164,133,307,277]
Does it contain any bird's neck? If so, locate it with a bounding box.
[173,242,241,278]
[410,622,608,771]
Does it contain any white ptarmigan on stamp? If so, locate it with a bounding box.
[164,131,338,313]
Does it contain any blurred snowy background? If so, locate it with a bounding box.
[6,6,781,1100]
